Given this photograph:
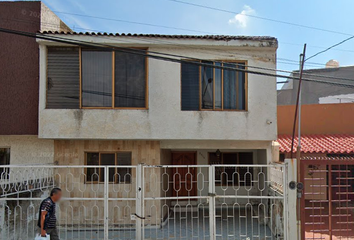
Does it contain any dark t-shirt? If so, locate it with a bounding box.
[40,198,57,229]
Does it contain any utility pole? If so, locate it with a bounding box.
[290,44,306,160]
[290,44,306,240]
[296,53,304,163]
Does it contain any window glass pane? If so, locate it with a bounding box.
[181,62,199,110]
[223,63,237,110]
[47,47,80,109]
[237,64,246,110]
[117,152,132,183]
[86,152,99,182]
[214,62,222,109]
[100,153,115,182]
[115,51,146,108]
[82,50,112,107]
[201,61,213,109]
[0,148,10,180]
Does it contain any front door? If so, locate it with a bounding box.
[172,152,197,197]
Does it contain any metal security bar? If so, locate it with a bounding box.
[300,158,354,240]
[0,164,286,240]
[142,164,286,240]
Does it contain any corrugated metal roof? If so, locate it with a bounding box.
[39,31,277,41]
[277,134,354,154]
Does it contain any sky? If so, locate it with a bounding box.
[40,0,354,87]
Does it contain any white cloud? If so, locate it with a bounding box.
[228,5,255,28]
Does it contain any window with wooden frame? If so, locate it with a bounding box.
[85,152,132,183]
[181,61,247,111]
[46,47,148,109]
[209,152,253,186]
[81,49,148,109]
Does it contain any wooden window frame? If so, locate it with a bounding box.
[208,152,253,186]
[84,151,132,184]
[181,60,248,112]
[79,47,149,110]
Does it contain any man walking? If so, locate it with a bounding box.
[38,188,62,240]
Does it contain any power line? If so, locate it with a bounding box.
[47,31,354,83]
[2,27,354,89]
[52,11,215,34]
[281,41,354,54]
[165,0,353,37]
[2,16,354,83]
[306,35,354,61]
[5,4,354,56]
[4,12,354,70]
[278,57,325,66]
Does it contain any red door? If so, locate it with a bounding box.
[172,152,197,197]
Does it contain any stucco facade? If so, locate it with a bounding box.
[37,36,278,141]
[0,135,54,165]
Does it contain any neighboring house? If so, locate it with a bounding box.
[0,1,70,166]
[319,93,354,103]
[277,103,354,239]
[277,63,354,105]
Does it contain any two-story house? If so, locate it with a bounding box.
[37,33,277,182]
[1,20,281,238]
[34,31,279,227]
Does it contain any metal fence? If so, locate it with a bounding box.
[300,158,354,240]
[0,164,287,240]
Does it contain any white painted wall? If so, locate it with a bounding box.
[319,93,354,104]
[0,135,54,165]
[38,37,277,141]
[40,2,70,32]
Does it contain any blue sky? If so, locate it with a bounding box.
[42,0,354,80]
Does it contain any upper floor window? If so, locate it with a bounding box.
[47,47,147,109]
[181,61,247,111]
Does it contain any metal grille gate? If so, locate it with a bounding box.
[0,164,286,240]
[300,158,354,240]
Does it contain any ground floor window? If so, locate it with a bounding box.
[85,152,132,183]
[0,148,10,179]
[209,152,253,186]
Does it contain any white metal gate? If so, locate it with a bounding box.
[0,164,286,240]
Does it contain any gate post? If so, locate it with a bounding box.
[209,165,216,240]
[0,200,5,239]
[136,164,144,240]
[285,159,298,240]
[104,166,109,240]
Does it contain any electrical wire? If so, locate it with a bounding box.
[306,35,354,61]
[3,15,343,82]
[1,27,354,89]
[44,31,354,83]
[52,11,215,34]
[5,4,354,56]
[2,17,354,83]
[165,0,353,36]
[2,15,352,73]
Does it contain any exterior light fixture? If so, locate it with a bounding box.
[216,149,221,158]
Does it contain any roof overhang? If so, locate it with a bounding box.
[36,31,278,49]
